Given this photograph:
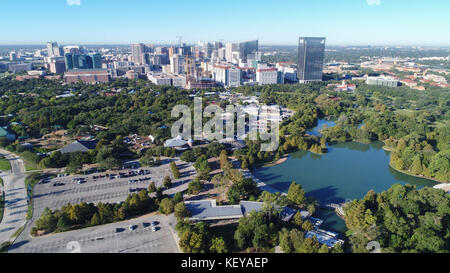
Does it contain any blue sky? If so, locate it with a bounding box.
[1,0,449,46]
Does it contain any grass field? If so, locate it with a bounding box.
[0,157,11,172]
[25,165,40,172]
[395,109,416,118]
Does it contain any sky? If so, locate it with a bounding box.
[1,0,449,46]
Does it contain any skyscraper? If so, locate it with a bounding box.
[225,43,239,62]
[131,43,146,65]
[47,42,63,57]
[65,53,102,70]
[297,37,326,83]
[239,40,258,62]
[170,54,185,75]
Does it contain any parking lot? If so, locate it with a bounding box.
[8,214,180,253]
[7,157,195,253]
[32,157,195,218]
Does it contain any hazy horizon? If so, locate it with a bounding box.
[1,0,450,46]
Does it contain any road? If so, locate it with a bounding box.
[0,148,28,246]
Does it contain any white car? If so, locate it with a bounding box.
[129,225,136,231]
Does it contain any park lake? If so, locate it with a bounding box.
[252,120,438,233]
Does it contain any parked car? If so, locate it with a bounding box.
[129,225,137,231]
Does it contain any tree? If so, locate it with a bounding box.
[319,243,330,253]
[174,202,190,220]
[331,243,344,253]
[292,211,304,227]
[252,224,270,252]
[163,176,172,189]
[90,212,101,226]
[297,237,321,253]
[158,198,174,214]
[260,191,288,221]
[345,184,450,253]
[187,178,203,195]
[173,192,184,204]
[56,215,69,232]
[148,182,156,193]
[180,150,196,162]
[301,220,314,232]
[241,158,248,169]
[210,237,227,253]
[170,161,181,179]
[287,182,306,207]
[279,228,293,253]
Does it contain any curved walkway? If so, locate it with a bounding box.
[241,169,286,196]
[0,148,28,247]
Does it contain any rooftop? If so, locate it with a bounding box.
[185,200,310,222]
[60,140,98,154]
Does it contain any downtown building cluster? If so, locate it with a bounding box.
[1,37,326,87]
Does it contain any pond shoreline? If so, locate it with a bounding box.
[382,145,448,184]
[388,162,448,184]
[260,155,289,168]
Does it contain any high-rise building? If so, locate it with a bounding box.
[131,43,144,65]
[239,40,258,62]
[47,42,63,57]
[297,37,326,83]
[213,65,241,87]
[213,41,223,50]
[170,54,185,75]
[168,47,175,59]
[63,45,81,55]
[218,48,226,61]
[9,52,17,61]
[48,59,66,74]
[65,53,102,70]
[225,43,239,62]
[131,43,148,65]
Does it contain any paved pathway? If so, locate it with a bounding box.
[0,149,28,246]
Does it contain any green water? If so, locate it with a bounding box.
[253,141,438,233]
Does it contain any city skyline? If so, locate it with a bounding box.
[1,0,450,46]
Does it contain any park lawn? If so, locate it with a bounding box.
[25,165,40,171]
[0,157,11,171]
[395,109,416,118]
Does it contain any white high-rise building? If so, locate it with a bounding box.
[47,42,63,57]
[213,65,241,88]
[225,43,239,62]
[131,43,146,65]
[218,48,226,61]
[170,54,185,75]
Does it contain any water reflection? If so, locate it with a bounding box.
[253,140,438,231]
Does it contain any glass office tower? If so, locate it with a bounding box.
[65,53,102,70]
[239,40,258,62]
[297,37,326,83]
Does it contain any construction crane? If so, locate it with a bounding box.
[185,56,194,89]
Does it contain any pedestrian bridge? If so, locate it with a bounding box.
[320,202,349,217]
